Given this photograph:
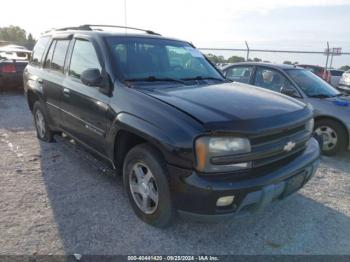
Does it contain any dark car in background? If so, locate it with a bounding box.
[223,63,350,156]
[24,25,319,227]
[0,45,31,91]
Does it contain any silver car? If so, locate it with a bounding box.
[339,69,350,94]
[330,69,344,87]
[222,62,350,155]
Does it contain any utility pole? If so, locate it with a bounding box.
[324,42,330,79]
[330,52,334,69]
[245,41,250,61]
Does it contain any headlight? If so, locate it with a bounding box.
[195,136,251,173]
[305,118,314,133]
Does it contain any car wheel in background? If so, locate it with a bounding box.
[123,143,174,227]
[314,119,348,156]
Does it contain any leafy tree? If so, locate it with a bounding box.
[253,57,262,62]
[227,55,245,63]
[0,25,37,49]
[339,65,350,71]
[205,53,226,64]
[0,25,26,43]
[283,61,292,65]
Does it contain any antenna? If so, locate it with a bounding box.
[124,0,127,34]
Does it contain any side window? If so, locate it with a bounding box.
[225,66,253,83]
[51,40,70,72]
[69,40,101,79]
[44,41,56,68]
[31,37,50,66]
[254,67,295,93]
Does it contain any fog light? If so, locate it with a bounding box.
[216,196,235,207]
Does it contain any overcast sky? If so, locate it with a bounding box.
[1,0,350,67]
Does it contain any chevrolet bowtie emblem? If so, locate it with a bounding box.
[284,141,296,152]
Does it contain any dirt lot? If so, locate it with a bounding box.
[0,93,350,255]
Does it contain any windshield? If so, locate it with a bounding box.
[106,37,223,84]
[286,69,340,97]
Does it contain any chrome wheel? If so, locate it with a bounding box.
[129,162,159,214]
[315,125,338,151]
[35,109,46,138]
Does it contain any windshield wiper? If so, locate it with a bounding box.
[125,76,186,85]
[181,76,225,82]
[308,94,332,98]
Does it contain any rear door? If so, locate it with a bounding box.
[41,38,71,127]
[60,37,109,154]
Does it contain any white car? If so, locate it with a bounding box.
[0,45,31,61]
[339,69,350,94]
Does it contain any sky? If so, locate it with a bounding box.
[1,0,349,67]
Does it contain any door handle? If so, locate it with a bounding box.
[63,88,70,96]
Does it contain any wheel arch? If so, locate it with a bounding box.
[108,113,174,171]
[27,89,41,112]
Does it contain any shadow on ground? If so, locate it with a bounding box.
[37,135,350,255]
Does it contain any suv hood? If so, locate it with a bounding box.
[140,82,310,133]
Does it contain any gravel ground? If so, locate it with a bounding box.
[0,93,349,255]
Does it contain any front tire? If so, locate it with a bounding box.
[33,101,54,142]
[123,143,174,227]
[314,119,348,156]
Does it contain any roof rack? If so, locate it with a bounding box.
[55,24,161,35]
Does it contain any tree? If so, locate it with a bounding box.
[25,33,36,50]
[227,55,245,63]
[205,53,226,64]
[283,61,292,65]
[0,25,26,43]
[253,57,262,62]
[339,65,350,71]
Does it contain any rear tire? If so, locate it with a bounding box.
[315,119,348,156]
[123,143,174,227]
[33,101,54,142]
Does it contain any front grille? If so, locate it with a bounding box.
[249,123,310,168]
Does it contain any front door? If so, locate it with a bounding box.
[60,38,109,154]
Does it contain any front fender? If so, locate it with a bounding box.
[106,112,194,169]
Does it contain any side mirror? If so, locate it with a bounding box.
[280,85,300,98]
[80,68,103,87]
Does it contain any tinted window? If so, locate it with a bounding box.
[69,40,101,79]
[44,41,56,68]
[286,69,340,98]
[225,66,253,83]
[31,37,49,66]
[51,40,70,72]
[254,67,295,93]
[106,37,223,82]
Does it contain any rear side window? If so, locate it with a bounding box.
[31,37,49,66]
[50,40,70,72]
[44,41,56,68]
[69,40,101,79]
[225,66,253,83]
[330,70,344,76]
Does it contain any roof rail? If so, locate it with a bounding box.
[54,24,161,35]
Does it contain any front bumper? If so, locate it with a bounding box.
[168,138,320,221]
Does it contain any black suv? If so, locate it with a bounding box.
[24,25,320,227]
